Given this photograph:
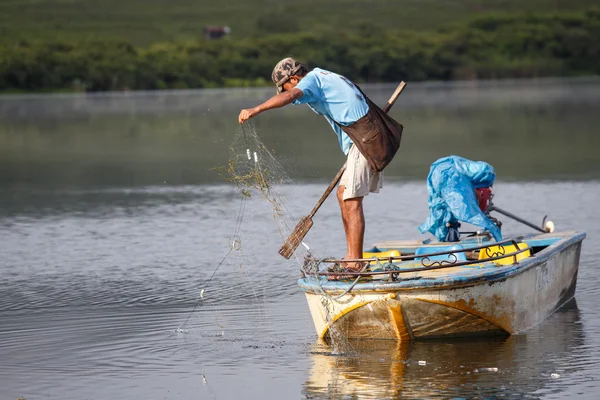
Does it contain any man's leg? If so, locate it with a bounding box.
[343,196,365,264]
[338,184,365,269]
[337,185,349,241]
[337,145,381,271]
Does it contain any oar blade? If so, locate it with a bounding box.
[279,216,313,259]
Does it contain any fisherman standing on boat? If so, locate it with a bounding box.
[238,57,402,272]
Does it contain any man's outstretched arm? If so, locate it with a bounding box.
[238,88,303,124]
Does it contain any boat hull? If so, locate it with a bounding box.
[300,232,583,340]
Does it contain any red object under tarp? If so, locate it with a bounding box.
[475,187,493,212]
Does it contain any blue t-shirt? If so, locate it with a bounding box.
[293,68,369,155]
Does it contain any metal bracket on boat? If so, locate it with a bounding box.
[482,245,506,259]
[420,252,459,268]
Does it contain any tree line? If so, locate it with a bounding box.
[1,8,598,93]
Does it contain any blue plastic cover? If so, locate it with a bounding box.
[418,156,502,242]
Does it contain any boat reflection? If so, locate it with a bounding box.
[303,299,583,399]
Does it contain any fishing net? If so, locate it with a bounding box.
[177,122,307,330]
[179,121,362,352]
[227,123,365,351]
[226,122,297,242]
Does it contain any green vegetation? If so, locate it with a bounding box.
[0,0,597,45]
[0,6,599,92]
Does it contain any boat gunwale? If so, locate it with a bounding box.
[309,238,531,278]
[297,231,586,293]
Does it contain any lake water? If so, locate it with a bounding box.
[1,77,599,399]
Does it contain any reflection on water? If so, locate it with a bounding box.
[1,77,600,188]
[305,300,584,399]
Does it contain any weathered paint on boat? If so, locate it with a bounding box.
[298,231,585,340]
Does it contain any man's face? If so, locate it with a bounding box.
[281,76,300,92]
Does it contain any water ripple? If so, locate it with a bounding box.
[1,181,599,400]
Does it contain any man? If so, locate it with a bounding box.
[238,57,401,272]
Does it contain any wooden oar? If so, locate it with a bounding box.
[278,81,407,259]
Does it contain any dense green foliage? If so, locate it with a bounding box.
[1,0,597,45]
[1,8,599,92]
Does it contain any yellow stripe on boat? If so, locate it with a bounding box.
[317,300,373,339]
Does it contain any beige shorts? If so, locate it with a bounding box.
[339,145,383,200]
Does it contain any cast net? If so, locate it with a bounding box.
[226,122,298,242]
[179,121,361,352]
[227,122,368,351]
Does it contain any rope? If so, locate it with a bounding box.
[302,256,366,301]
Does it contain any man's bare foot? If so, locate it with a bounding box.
[327,259,369,280]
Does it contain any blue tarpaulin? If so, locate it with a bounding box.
[418,156,502,242]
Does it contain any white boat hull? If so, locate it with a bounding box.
[300,232,583,340]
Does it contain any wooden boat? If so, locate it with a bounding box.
[298,231,585,341]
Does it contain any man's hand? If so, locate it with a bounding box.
[238,89,303,124]
[238,107,261,124]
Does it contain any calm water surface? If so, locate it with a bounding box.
[1,78,600,399]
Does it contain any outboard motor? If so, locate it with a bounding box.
[419,156,503,242]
